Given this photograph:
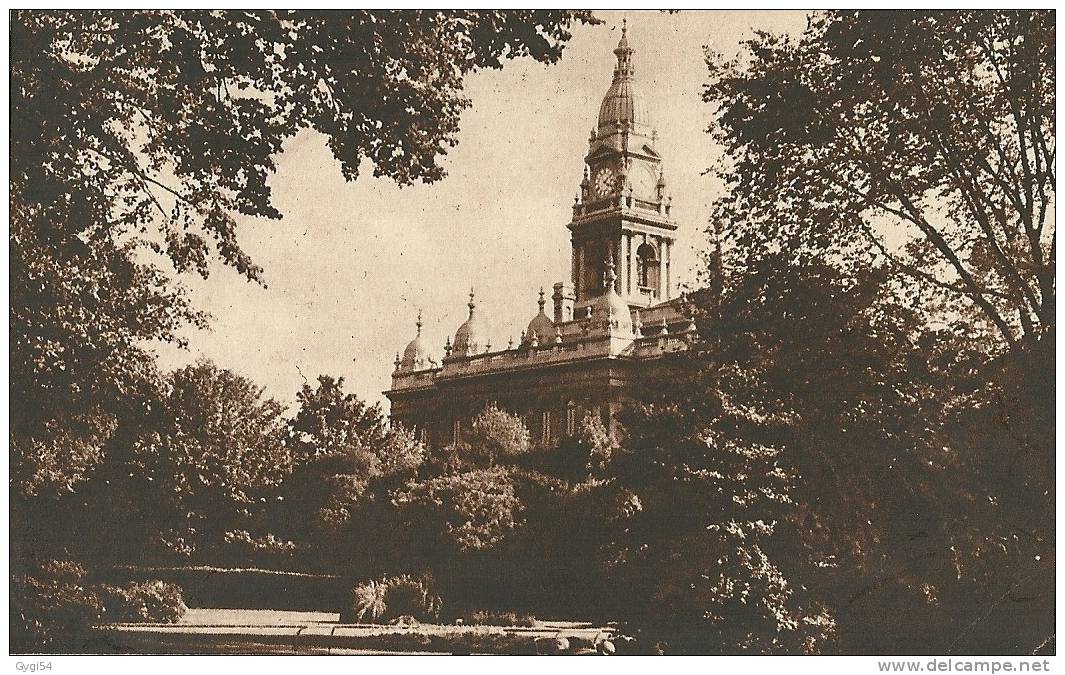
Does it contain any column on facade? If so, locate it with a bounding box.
[665,240,672,300]
[628,232,639,297]
[621,233,631,296]
[576,243,585,300]
[659,239,669,300]
[571,244,579,299]
[615,238,624,294]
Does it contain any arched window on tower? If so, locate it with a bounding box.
[582,241,607,295]
[636,243,660,294]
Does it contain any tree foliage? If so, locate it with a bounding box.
[279,376,424,569]
[706,10,1054,349]
[696,11,1054,652]
[395,466,523,554]
[610,296,837,653]
[131,360,290,558]
[287,375,388,465]
[467,404,533,464]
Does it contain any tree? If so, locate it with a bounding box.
[278,375,425,570]
[609,331,837,653]
[287,375,388,465]
[702,10,1055,653]
[705,10,1054,350]
[615,245,1051,653]
[129,360,290,559]
[467,404,532,464]
[702,257,946,653]
[605,255,944,653]
[395,466,523,555]
[10,9,595,500]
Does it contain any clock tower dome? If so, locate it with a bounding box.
[567,20,678,312]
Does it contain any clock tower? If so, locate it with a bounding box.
[567,20,678,312]
[388,22,696,451]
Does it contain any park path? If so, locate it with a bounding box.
[93,608,613,655]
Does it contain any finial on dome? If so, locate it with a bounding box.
[444,335,453,357]
[467,288,476,316]
[508,335,514,350]
[538,287,546,310]
[415,310,423,334]
[394,352,401,369]
[615,17,632,56]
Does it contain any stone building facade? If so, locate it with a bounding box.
[386,24,694,447]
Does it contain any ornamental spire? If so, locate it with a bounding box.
[613,17,634,81]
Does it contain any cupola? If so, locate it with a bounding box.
[399,310,434,372]
[593,257,633,336]
[597,20,651,131]
[452,288,489,356]
[523,288,555,346]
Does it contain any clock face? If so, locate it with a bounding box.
[634,165,658,199]
[593,168,617,197]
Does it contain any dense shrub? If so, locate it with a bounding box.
[220,530,297,568]
[384,574,442,622]
[350,573,441,624]
[394,466,522,552]
[461,609,538,627]
[98,580,187,623]
[11,559,102,653]
[351,579,388,622]
[422,442,470,476]
[468,404,531,463]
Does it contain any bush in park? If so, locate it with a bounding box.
[11,559,102,653]
[98,580,188,624]
[350,573,442,624]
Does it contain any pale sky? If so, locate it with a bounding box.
[154,10,810,410]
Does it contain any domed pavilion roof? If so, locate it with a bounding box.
[453,289,489,356]
[597,20,651,131]
[523,288,555,346]
[399,311,434,371]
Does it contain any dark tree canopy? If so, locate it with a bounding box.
[133,360,290,557]
[705,11,1054,349]
[696,12,1054,650]
[287,375,387,464]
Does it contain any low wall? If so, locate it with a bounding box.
[99,566,353,612]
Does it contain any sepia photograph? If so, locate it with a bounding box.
[8,7,1056,664]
